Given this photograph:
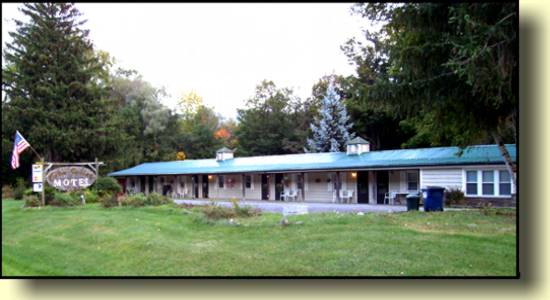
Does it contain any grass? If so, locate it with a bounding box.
[1,199,516,276]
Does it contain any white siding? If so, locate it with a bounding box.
[304,172,335,203]
[210,174,243,199]
[244,174,261,200]
[420,169,463,190]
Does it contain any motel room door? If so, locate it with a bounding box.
[275,174,284,201]
[261,174,270,200]
[192,175,199,198]
[357,171,369,203]
[376,171,389,204]
[201,175,209,198]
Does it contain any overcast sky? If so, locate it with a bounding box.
[2,3,366,120]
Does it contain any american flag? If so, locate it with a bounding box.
[11,131,31,170]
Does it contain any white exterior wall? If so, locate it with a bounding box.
[303,172,336,203]
[340,172,358,203]
[420,168,463,190]
[244,174,262,200]
[210,174,243,199]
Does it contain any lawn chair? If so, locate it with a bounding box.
[384,192,397,205]
[286,190,298,202]
[340,190,353,204]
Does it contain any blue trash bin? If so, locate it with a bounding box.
[421,186,445,212]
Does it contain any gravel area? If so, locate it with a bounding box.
[173,199,408,214]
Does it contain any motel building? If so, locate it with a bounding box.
[108,138,517,207]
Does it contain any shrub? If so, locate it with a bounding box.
[23,187,34,197]
[51,192,80,207]
[94,177,122,196]
[200,203,237,220]
[445,188,465,206]
[23,195,41,207]
[84,189,99,204]
[121,193,147,207]
[2,185,14,199]
[13,178,27,200]
[231,199,260,218]
[44,185,56,204]
[146,192,170,206]
[99,192,118,208]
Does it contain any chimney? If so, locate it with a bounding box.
[346,137,370,155]
[216,147,234,161]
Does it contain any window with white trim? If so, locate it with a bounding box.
[499,170,511,195]
[407,172,418,191]
[466,171,478,195]
[482,170,494,195]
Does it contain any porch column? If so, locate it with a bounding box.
[241,174,246,201]
[335,171,341,203]
[192,176,195,199]
[301,172,305,202]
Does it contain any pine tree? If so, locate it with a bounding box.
[306,80,355,152]
[2,3,115,164]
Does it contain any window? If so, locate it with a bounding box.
[499,170,511,195]
[466,171,478,195]
[407,172,418,191]
[218,175,224,188]
[482,170,494,195]
[245,175,252,189]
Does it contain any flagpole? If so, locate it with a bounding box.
[27,143,44,161]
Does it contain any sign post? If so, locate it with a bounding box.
[32,161,45,206]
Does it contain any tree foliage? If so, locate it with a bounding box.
[344,3,517,181]
[235,80,308,156]
[306,79,354,152]
[2,3,117,184]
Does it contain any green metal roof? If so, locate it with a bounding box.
[108,144,516,177]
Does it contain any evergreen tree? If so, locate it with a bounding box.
[306,80,355,152]
[2,3,116,167]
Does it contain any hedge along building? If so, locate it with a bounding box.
[108,138,517,206]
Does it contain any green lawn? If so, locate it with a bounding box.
[2,200,516,276]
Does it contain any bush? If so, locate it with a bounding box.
[146,192,170,206]
[44,185,56,204]
[24,187,34,197]
[84,189,99,203]
[94,177,122,196]
[50,192,80,207]
[201,204,237,220]
[99,192,118,208]
[231,199,260,218]
[445,188,465,206]
[2,185,14,199]
[23,195,41,207]
[13,178,27,200]
[121,193,147,207]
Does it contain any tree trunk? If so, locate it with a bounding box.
[491,131,517,187]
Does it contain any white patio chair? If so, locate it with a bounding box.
[280,190,289,201]
[384,192,397,205]
[340,190,353,204]
[287,190,298,202]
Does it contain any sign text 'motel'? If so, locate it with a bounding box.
[46,166,97,191]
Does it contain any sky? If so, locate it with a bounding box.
[2,3,367,120]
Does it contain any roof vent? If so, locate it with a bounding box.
[216,147,234,161]
[346,137,370,155]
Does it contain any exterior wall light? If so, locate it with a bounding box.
[351,172,357,178]
[208,175,213,180]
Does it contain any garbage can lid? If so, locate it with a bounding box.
[406,192,420,198]
[424,186,445,190]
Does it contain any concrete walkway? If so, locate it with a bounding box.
[173,199,408,214]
